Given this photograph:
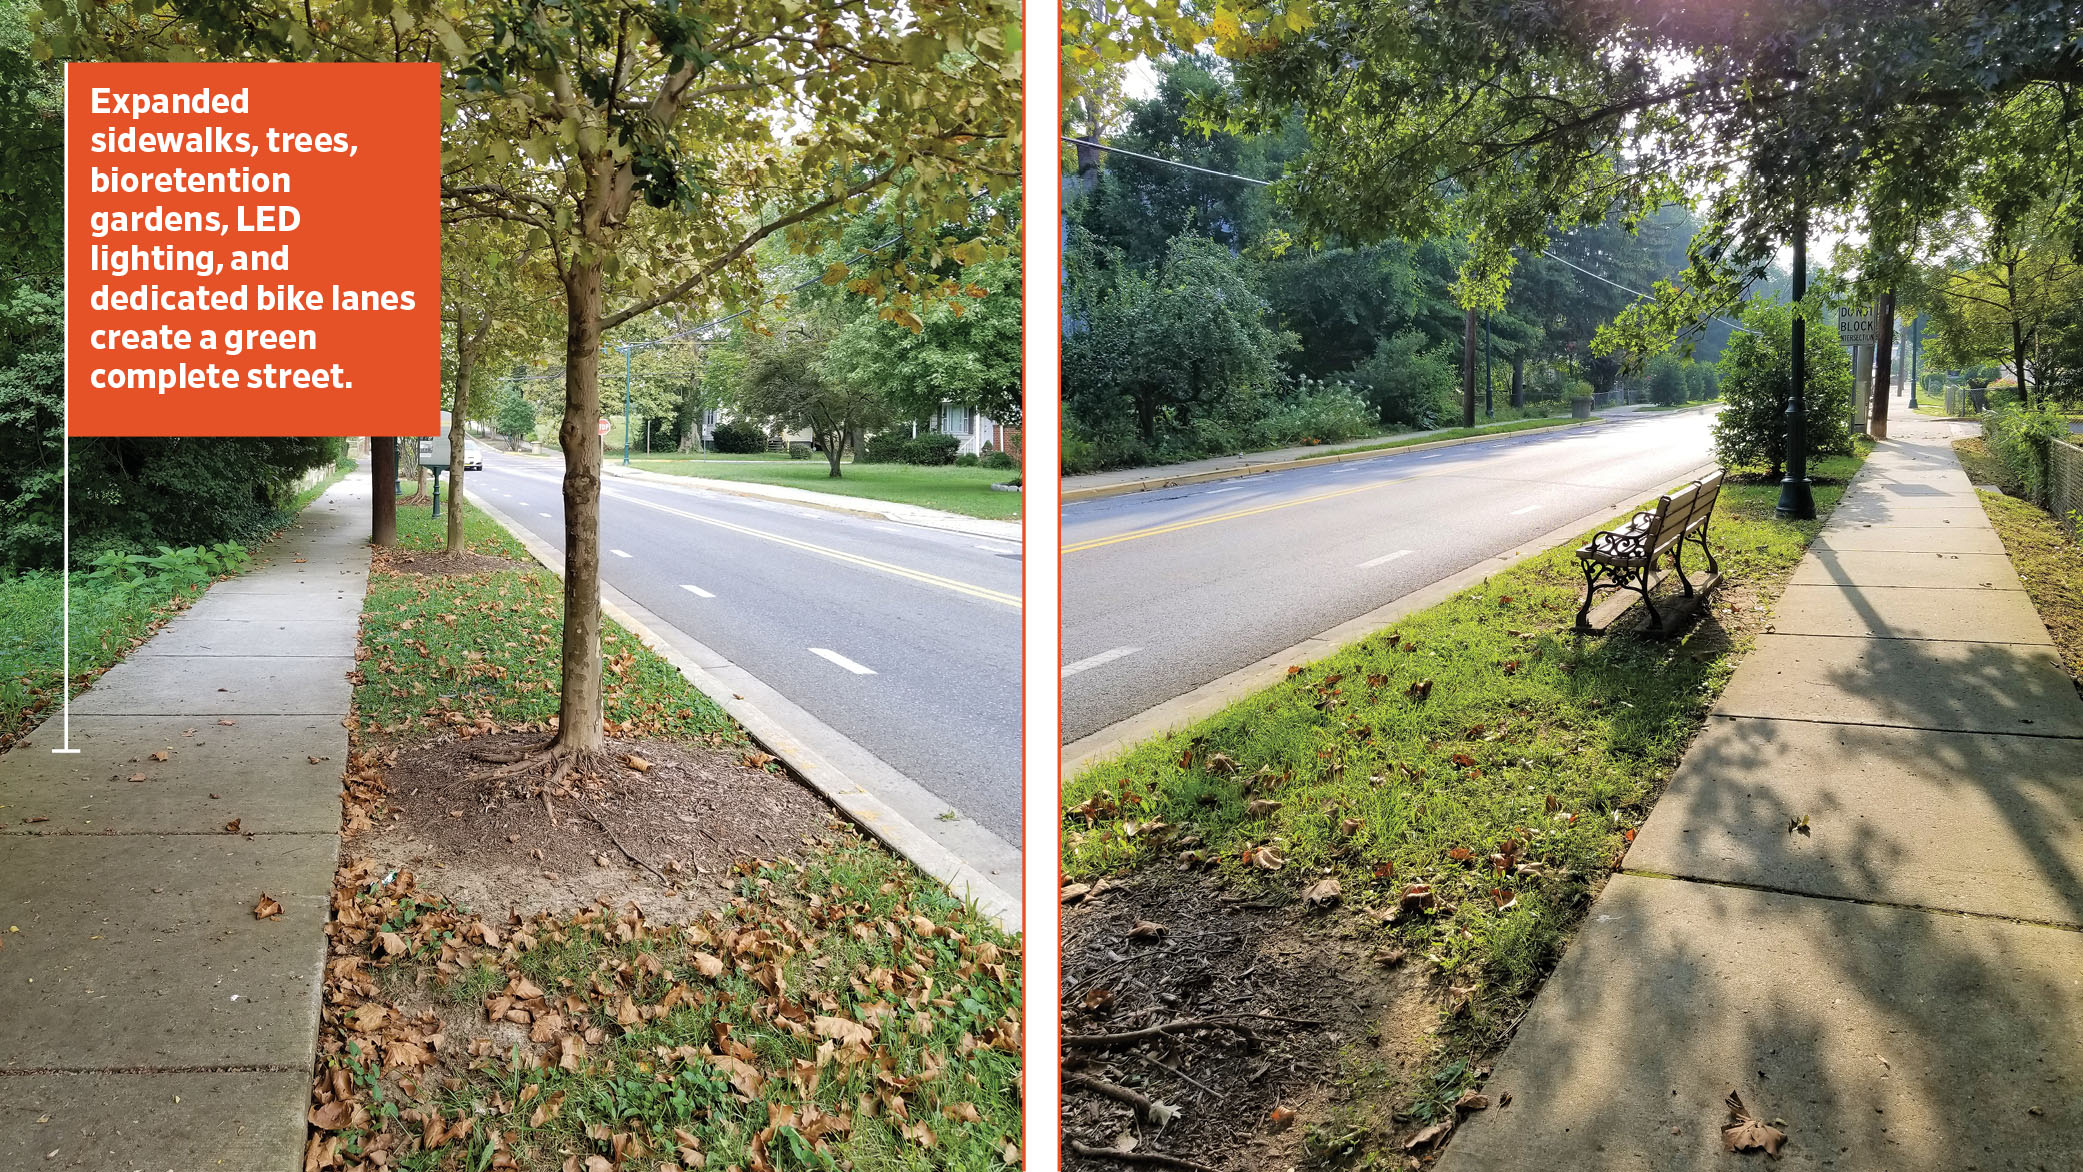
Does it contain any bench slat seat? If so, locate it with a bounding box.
[1574,470,1725,631]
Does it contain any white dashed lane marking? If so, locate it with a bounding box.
[809,648,877,675]
[680,584,714,599]
[1358,549,1414,569]
[1061,646,1140,678]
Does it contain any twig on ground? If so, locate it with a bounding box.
[1065,1070,1155,1117]
[1067,1140,1223,1172]
[1065,1019,1262,1051]
[1131,1051,1223,1100]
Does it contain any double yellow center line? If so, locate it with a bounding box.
[1062,478,1406,554]
[611,490,1022,609]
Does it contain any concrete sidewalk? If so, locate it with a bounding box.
[1442,417,2083,1171]
[0,477,369,1171]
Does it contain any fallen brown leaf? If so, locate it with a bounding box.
[253,894,283,920]
[1303,878,1341,910]
[1126,920,1168,942]
[1722,1091,1787,1156]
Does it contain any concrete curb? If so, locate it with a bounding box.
[468,492,1022,933]
[1061,418,1603,503]
[1060,460,1721,779]
[580,461,1023,542]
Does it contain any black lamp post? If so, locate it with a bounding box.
[1776,203,1816,520]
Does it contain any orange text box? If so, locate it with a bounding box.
[66,62,440,436]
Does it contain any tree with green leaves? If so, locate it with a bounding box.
[1713,301,1854,476]
[735,324,889,478]
[493,381,537,448]
[59,0,1020,775]
[1064,232,1292,455]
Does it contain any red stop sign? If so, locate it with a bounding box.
[598,418,612,436]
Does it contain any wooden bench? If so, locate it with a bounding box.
[1575,470,1725,633]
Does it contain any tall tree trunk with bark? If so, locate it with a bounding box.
[372,437,396,546]
[1460,307,1477,428]
[1870,290,1895,441]
[446,312,473,555]
[554,259,607,758]
[1510,355,1525,409]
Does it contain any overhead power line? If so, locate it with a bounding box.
[1062,133,1752,336]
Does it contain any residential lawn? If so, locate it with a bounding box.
[326,503,1023,1171]
[0,459,355,753]
[356,506,733,743]
[1958,443,2083,685]
[624,455,1023,522]
[1062,443,1870,1088]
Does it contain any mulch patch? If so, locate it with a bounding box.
[376,548,529,577]
[360,731,838,921]
[1061,871,1451,1172]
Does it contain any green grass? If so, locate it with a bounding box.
[1063,443,1870,1039]
[0,460,356,754]
[355,506,732,742]
[1958,441,2083,684]
[620,454,1023,521]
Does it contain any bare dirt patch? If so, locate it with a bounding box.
[1062,871,1450,1172]
[356,731,838,921]
[375,548,529,577]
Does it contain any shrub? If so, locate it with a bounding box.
[1255,377,1375,447]
[1647,355,1687,406]
[1981,402,2073,505]
[858,432,908,464]
[907,432,962,466]
[82,542,251,599]
[981,450,1016,470]
[1348,330,1459,428]
[1712,301,1854,474]
[711,421,768,454]
[786,442,813,460]
[956,452,980,467]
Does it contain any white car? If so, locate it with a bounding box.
[463,441,484,471]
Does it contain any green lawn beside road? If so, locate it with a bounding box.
[1063,443,1870,1108]
[619,453,1024,522]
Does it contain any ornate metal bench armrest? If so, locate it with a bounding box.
[1587,512,1657,561]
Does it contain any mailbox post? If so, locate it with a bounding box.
[418,437,450,519]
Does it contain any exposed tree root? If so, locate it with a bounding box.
[1064,1019,1261,1051]
[1066,1141,1221,1172]
[463,739,613,794]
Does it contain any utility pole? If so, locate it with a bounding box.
[1460,307,1478,428]
[620,344,633,467]
[371,437,397,546]
[1907,317,1922,410]
[1777,205,1816,520]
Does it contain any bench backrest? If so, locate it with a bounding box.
[1645,469,1724,559]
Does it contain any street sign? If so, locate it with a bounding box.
[598,418,612,436]
[1838,307,1880,345]
[416,437,449,470]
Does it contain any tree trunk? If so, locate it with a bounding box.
[371,437,396,546]
[554,260,607,756]
[2012,318,2028,407]
[1460,307,1477,429]
[1870,290,1894,441]
[826,431,844,478]
[446,317,471,555]
[1510,355,1525,409]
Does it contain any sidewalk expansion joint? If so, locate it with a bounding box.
[1619,868,2083,934]
[1713,711,2083,741]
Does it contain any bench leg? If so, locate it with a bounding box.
[1576,557,1603,629]
[1673,543,1695,597]
[1691,524,1720,577]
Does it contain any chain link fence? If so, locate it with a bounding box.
[2051,436,2083,540]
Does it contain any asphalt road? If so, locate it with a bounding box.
[466,452,1024,843]
[1061,410,1721,742]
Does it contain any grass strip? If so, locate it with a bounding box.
[1956,440,2083,685]
[355,505,733,744]
[324,501,1023,1172]
[1062,443,1869,1068]
[619,456,1023,522]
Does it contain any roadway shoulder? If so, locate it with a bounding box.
[1061,418,1603,503]
[599,463,1021,542]
[468,492,1023,932]
[1060,460,1721,779]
